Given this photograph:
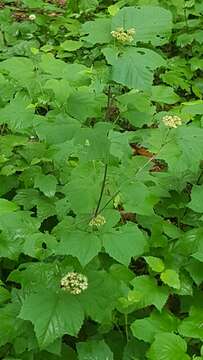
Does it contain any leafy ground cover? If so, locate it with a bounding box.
[0,0,203,359]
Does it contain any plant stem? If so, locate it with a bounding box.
[124,313,129,342]
[94,164,108,217]
[93,85,112,217]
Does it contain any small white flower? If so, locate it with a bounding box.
[162,115,182,128]
[60,272,88,295]
[29,14,36,21]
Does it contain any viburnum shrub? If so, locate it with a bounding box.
[0,0,203,359]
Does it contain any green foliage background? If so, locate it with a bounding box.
[0,0,203,359]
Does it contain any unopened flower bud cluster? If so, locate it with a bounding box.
[89,214,106,227]
[60,272,88,295]
[29,14,36,21]
[111,27,136,43]
[162,115,182,128]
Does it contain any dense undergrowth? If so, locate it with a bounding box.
[0,0,203,359]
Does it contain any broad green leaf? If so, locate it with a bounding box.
[105,47,165,91]
[118,90,155,127]
[192,239,203,262]
[74,124,111,162]
[182,100,203,114]
[144,256,165,272]
[147,333,190,360]
[9,262,60,292]
[131,275,169,311]
[0,286,10,304]
[186,259,203,286]
[161,269,181,289]
[35,116,80,145]
[60,40,83,52]
[0,211,40,259]
[19,289,84,348]
[0,57,34,82]
[44,79,72,106]
[66,87,106,122]
[121,181,158,215]
[179,306,203,340]
[63,163,102,214]
[131,310,178,343]
[78,271,121,323]
[0,199,18,215]
[79,0,99,12]
[0,303,22,347]
[39,54,90,84]
[0,96,35,132]
[188,185,203,213]
[81,19,111,44]
[112,6,172,46]
[123,338,148,360]
[22,233,57,260]
[77,340,113,360]
[151,85,180,104]
[34,174,57,198]
[103,224,148,266]
[56,231,101,267]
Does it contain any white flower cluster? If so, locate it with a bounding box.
[162,115,182,128]
[89,214,106,227]
[60,272,88,295]
[111,27,136,43]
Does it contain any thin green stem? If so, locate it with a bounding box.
[93,85,112,217]
[124,313,129,342]
[94,164,108,217]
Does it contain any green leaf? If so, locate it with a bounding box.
[56,231,101,267]
[102,223,148,266]
[0,96,35,132]
[44,79,72,106]
[60,40,83,52]
[182,100,203,114]
[77,340,113,360]
[19,289,84,348]
[118,90,155,127]
[81,19,111,44]
[131,275,169,311]
[34,174,57,198]
[105,47,165,91]
[112,6,172,46]
[66,87,106,122]
[179,306,203,340]
[147,333,190,360]
[0,57,34,82]
[0,286,10,304]
[186,259,203,286]
[79,0,99,12]
[131,310,178,343]
[188,185,203,213]
[78,271,121,323]
[121,181,158,215]
[144,256,165,273]
[161,269,181,289]
[0,199,18,215]
[39,54,90,84]
[0,303,22,347]
[151,85,180,104]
